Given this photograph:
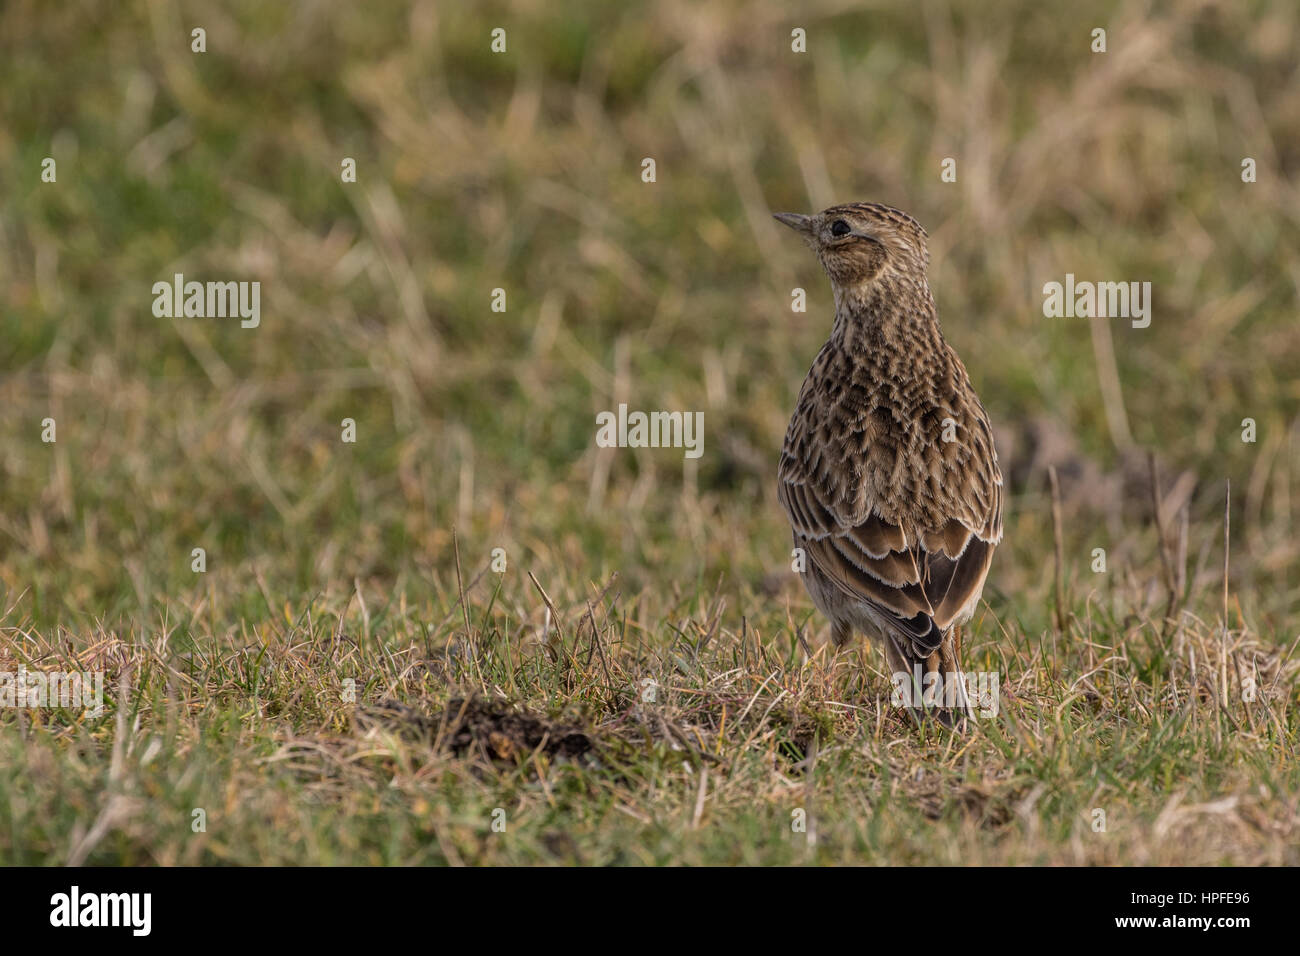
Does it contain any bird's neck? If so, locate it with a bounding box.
[830,273,942,350]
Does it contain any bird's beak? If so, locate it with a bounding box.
[773,212,814,234]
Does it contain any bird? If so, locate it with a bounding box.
[772,202,1002,728]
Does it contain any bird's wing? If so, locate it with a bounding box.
[778,381,1002,658]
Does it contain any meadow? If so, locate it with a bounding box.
[1,0,1297,864]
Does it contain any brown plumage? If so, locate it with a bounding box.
[773,202,1002,727]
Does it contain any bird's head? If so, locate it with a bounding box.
[773,202,930,293]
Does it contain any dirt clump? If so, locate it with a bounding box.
[355,696,595,762]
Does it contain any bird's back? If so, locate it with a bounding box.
[778,304,1002,658]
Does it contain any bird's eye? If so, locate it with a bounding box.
[830,219,851,237]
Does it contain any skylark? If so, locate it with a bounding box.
[773,202,1002,726]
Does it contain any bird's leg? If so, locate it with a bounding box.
[935,626,971,731]
[922,646,945,716]
[831,622,854,648]
[882,634,926,727]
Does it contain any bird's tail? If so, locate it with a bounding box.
[887,630,974,730]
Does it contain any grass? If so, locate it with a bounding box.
[1,0,1298,865]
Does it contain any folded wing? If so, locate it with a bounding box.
[778,419,1002,658]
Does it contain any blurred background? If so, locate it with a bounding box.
[2,0,1297,642]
